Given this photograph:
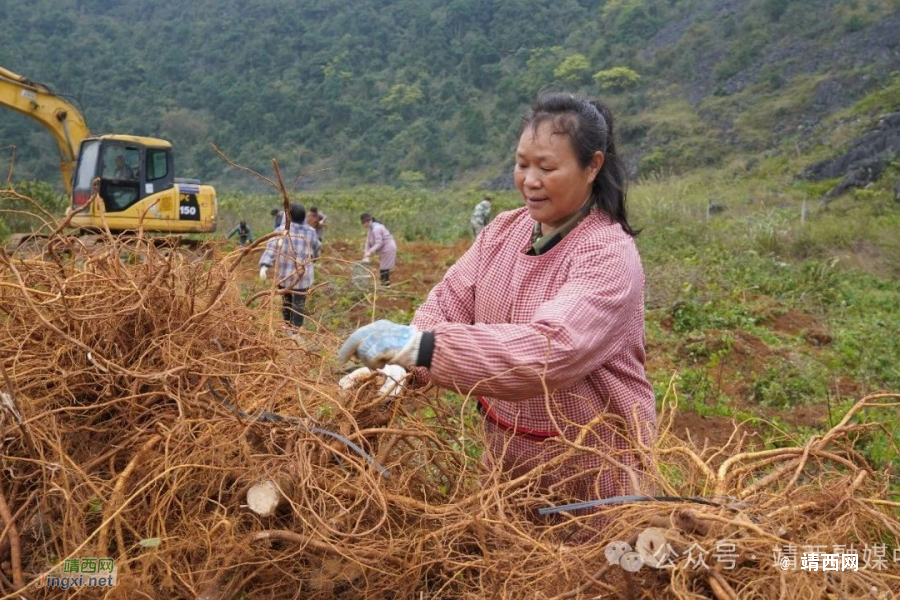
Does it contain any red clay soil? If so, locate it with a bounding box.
[668,322,867,434]
[750,294,833,346]
[324,238,469,297]
[670,411,751,450]
[674,329,781,400]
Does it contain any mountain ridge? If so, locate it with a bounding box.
[0,0,897,192]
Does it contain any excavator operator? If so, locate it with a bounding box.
[113,154,134,180]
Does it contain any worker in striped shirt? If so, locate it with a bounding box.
[259,203,321,328]
[340,92,657,525]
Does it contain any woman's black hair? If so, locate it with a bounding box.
[522,92,637,236]
[360,212,381,224]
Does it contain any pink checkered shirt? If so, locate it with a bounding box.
[412,207,657,500]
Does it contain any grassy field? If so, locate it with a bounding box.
[4,143,897,481]
[213,160,899,483]
[5,70,899,487]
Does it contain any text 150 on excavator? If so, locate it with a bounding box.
[1,64,217,235]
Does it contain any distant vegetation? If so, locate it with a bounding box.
[2,0,898,484]
[1,0,898,191]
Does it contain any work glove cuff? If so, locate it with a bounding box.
[392,330,423,368]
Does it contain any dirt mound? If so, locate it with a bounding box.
[751,296,833,347]
[676,329,781,399]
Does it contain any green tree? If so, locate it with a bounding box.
[322,51,354,80]
[762,0,789,22]
[380,84,425,117]
[458,105,487,144]
[554,54,591,86]
[522,46,565,92]
[0,0,886,188]
[592,66,641,92]
[601,0,665,40]
[398,170,426,187]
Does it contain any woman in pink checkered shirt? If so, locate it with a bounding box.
[341,92,657,520]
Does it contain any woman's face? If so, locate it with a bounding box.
[363,220,371,230]
[514,121,603,231]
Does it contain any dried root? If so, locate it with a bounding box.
[0,211,897,599]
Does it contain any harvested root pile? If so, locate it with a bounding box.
[0,229,898,599]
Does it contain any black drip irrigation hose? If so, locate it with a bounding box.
[538,494,755,518]
[206,379,390,478]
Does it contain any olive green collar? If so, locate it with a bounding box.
[528,202,593,256]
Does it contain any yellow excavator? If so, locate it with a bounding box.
[0,65,217,238]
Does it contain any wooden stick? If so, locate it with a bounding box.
[0,491,36,555]
[0,487,24,589]
[98,434,161,557]
[708,568,738,600]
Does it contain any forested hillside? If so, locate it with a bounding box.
[1,0,898,190]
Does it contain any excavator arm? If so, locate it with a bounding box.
[0,65,90,195]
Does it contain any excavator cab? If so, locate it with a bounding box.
[70,135,217,234]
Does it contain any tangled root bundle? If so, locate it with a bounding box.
[0,228,898,600]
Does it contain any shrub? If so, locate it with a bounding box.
[554,54,591,85]
[844,14,865,32]
[762,0,789,21]
[592,66,641,92]
[0,180,67,235]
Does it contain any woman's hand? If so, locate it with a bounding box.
[339,320,421,369]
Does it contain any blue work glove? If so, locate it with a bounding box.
[338,320,422,369]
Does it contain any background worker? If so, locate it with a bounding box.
[226,220,253,246]
[259,203,321,328]
[470,195,492,237]
[271,208,284,230]
[306,206,327,241]
[360,213,397,287]
[340,92,657,521]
